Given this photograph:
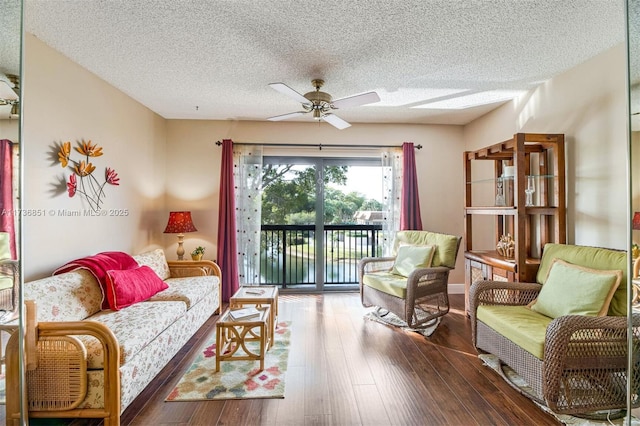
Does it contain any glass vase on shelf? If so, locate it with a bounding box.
[525,175,535,206]
[495,177,506,206]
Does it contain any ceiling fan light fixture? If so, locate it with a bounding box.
[0,72,18,104]
[267,79,380,129]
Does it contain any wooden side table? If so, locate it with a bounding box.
[229,285,278,349]
[215,306,270,373]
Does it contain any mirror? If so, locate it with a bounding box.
[0,0,22,424]
[630,0,640,420]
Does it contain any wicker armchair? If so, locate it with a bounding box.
[358,230,461,328]
[0,231,18,323]
[470,243,640,416]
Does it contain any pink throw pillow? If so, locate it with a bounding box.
[105,266,168,310]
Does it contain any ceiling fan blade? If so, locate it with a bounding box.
[331,91,380,109]
[267,111,306,121]
[269,83,310,104]
[322,113,351,130]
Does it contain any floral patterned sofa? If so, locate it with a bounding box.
[5,249,221,426]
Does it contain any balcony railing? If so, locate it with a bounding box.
[260,224,383,288]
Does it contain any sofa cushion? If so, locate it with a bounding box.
[105,266,169,310]
[477,305,551,359]
[392,231,459,268]
[391,244,435,277]
[147,275,218,309]
[362,271,407,298]
[530,259,621,318]
[24,269,103,322]
[132,249,171,280]
[536,243,627,316]
[53,251,140,310]
[78,300,186,369]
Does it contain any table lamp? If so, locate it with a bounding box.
[163,211,197,260]
[634,212,640,230]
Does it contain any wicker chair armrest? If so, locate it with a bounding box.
[406,266,451,297]
[0,259,19,315]
[167,259,221,279]
[543,313,637,412]
[358,256,395,276]
[0,259,19,275]
[470,280,541,312]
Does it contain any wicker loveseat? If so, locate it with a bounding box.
[359,230,461,328]
[470,243,640,416]
[5,249,222,426]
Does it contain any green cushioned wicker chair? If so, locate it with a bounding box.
[0,231,18,323]
[470,243,640,417]
[358,230,461,329]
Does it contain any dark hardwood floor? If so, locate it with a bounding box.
[5,293,560,425]
[120,293,559,426]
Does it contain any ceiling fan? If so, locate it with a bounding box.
[267,79,380,129]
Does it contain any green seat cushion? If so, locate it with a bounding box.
[0,276,12,291]
[362,271,407,298]
[530,259,621,318]
[537,243,627,316]
[391,244,435,277]
[393,231,460,268]
[0,233,10,260]
[477,305,552,359]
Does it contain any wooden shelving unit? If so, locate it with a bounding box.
[463,133,566,314]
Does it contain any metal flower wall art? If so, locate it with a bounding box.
[57,139,119,212]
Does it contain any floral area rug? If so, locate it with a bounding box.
[166,321,291,401]
[364,308,441,338]
[479,354,640,426]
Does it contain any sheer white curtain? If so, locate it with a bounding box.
[233,144,263,284]
[381,148,402,255]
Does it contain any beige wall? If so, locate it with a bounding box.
[0,120,19,142]
[22,34,167,280]
[464,43,629,250]
[165,120,466,283]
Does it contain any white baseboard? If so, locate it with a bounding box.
[448,283,465,294]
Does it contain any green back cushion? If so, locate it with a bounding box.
[393,231,460,268]
[536,243,627,316]
[530,259,621,318]
[391,244,435,277]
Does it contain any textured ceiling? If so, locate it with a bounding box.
[16,0,628,126]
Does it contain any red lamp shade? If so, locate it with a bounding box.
[163,211,197,234]
[634,212,640,230]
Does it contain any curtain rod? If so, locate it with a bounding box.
[214,141,422,150]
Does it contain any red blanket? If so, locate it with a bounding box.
[53,251,139,309]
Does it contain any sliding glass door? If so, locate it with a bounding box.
[260,157,383,291]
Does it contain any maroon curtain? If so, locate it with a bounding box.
[216,139,239,301]
[0,140,15,259]
[400,142,423,230]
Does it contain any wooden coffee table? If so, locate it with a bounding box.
[215,306,270,372]
[229,286,278,349]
